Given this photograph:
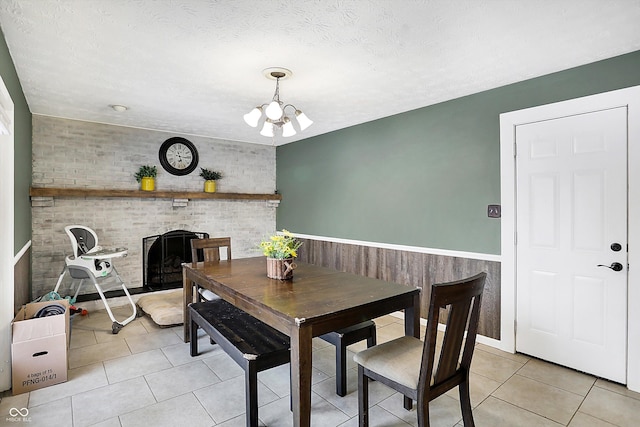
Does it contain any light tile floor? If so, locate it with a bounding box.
[2,306,639,427]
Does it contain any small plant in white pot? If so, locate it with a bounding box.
[199,168,223,193]
[135,165,157,191]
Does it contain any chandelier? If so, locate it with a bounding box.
[243,68,313,137]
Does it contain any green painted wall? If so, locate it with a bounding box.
[277,51,640,255]
[0,29,32,255]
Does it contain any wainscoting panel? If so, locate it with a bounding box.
[297,238,500,339]
[14,246,30,314]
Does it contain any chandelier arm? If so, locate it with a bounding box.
[282,104,298,113]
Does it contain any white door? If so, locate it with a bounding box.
[515,107,627,383]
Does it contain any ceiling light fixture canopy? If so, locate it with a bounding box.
[243,67,312,138]
[110,104,128,112]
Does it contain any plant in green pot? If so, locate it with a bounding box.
[135,165,157,191]
[199,168,222,193]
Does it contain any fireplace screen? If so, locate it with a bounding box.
[143,230,209,290]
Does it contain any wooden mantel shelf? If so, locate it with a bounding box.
[30,187,282,201]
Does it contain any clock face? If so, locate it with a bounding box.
[159,137,199,176]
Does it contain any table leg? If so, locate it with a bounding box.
[183,268,193,343]
[290,324,313,427]
[404,292,421,410]
[405,292,420,338]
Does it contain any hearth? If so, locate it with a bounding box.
[143,230,209,291]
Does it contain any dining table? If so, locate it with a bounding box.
[182,256,421,427]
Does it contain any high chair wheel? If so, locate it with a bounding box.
[112,322,124,334]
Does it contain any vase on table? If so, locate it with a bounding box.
[266,257,296,280]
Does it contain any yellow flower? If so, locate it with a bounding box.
[258,230,303,259]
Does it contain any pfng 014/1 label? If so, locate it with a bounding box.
[22,368,57,387]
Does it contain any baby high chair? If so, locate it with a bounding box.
[53,225,137,334]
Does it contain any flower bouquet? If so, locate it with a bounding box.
[259,230,302,279]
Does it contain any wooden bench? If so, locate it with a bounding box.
[319,320,377,396]
[189,300,290,427]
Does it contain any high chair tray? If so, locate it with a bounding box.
[80,247,128,259]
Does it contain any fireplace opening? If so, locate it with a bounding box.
[143,230,209,291]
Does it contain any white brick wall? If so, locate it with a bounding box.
[31,116,277,300]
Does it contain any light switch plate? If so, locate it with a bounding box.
[488,204,501,218]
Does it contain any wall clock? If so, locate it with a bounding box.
[158,137,199,176]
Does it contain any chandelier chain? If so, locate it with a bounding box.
[272,77,282,106]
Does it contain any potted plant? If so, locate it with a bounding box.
[259,229,303,280]
[199,167,223,193]
[134,165,157,191]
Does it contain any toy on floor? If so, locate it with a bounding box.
[70,305,88,316]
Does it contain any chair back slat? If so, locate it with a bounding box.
[434,299,473,383]
[202,247,221,262]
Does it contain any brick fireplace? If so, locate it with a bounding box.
[30,116,278,301]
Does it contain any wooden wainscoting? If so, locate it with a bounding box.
[14,247,31,315]
[297,238,501,340]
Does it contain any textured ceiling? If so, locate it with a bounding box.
[1,0,639,146]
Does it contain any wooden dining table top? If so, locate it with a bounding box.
[183,256,420,337]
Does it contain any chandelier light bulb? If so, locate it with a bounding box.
[282,117,297,137]
[295,110,313,131]
[243,107,262,127]
[260,120,275,137]
[265,101,283,120]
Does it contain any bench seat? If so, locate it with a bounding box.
[189,300,290,427]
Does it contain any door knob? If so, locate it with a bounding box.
[597,262,624,272]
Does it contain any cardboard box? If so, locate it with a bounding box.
[11,300,70,394]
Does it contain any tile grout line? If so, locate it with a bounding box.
[464,353,530,416]
[573,382,625,427]
[488,394,566,426]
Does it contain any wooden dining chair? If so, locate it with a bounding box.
[190,237,231,301]
[354,272,486,427]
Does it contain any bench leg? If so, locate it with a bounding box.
[367,324,377,347]
[245,362,259,427]
[190,319,199,357]
[336,324,377,397]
